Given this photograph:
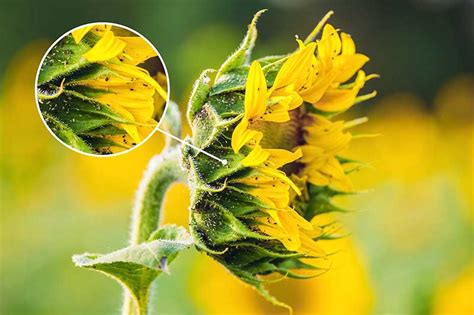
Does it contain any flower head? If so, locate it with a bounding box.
[182,10,377,309]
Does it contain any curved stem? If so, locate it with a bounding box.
[122,146,186,315]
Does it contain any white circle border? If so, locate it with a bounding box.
[34,22,171,157]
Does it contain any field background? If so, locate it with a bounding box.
[1,0,472,314]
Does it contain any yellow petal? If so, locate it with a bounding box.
[109,104,141,143]
[272,41,316,92]
[299,69,338,104]
[278,211,301,249]
[334,53,369,83]
[299,145,325,163]
[270,85,303,111]
[299,231,325,256]
[231,119,262,153]
[257,167,301,196]
[340,32,356,55]
[240,145,269,167]
[306,168,331,186]
[117,36,157,65]
[71,25,94,43]
[83,29,126,62]
[318,24,341,65]
[314,70,366,112]
[288,210,314,231]
[106,63,168,100]
[244,61,268,119]
[266,148,302,168]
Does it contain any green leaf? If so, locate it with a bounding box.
[73,225,192,315]
[38,34,95,84]
[42,112,94,153]
[215,10,266,79]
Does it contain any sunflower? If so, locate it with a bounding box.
[37,23,167,155]
[182,10,377,309]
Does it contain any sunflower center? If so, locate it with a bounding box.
[250,107,306,174]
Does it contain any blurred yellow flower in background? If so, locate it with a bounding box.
[189,234,373,315]
[434,74,474,223]
[432,265,474,315]
[0,42,59,207]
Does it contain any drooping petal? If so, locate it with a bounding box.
[266,148,302,168]
[240,145,270,167]
[106,63,168,100]
[314,70,367,112]
[117,36,157,65]
[71,25,94,43]
[231,119,263,153]
[257,166,301,196]
[334,53,369,83]
[108,104,141,143]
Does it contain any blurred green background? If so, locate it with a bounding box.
[1,0,472,314]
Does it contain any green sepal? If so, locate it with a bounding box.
[190,103,221,150]
[42,112,94,153]
[191,199,272,245]
[40,93,133,133]
[73,225,192,315]
[80,125,127,136]
[187,69,215,122]
[189,145,245,184]
[64,62,114,83]
[208,91,245,118]
[38,33,98,84]
[215,10,266,80]
[81,136,130,150]
[210,186,269,217]
[210,67,248,96]
[299,184,351,221]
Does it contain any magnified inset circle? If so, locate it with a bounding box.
[35,22,170,156]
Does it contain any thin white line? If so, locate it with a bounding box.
[156,127,228,165]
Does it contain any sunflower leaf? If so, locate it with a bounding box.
[72,225,192,315]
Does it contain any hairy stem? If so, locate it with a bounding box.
[122,146,186,315]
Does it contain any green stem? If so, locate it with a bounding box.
[122,146,186,315]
